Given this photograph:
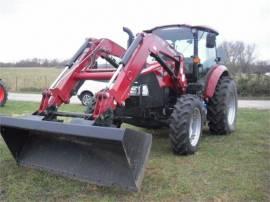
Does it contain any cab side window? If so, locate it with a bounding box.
[198,31,216,74]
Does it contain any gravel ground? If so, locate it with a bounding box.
[7,93,270,109]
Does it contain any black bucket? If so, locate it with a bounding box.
[0,115,152,191]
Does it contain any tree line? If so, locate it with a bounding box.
[217,41,270,75]
[0,58,68,68]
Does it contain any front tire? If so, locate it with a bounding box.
[169,95,204,155]
[207,76,238,134]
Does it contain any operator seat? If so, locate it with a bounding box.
[184,57,194,81]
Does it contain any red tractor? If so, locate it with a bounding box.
[0,79,8,107]
[0,24,237,191]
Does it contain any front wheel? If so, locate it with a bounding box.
[169,95,204,155]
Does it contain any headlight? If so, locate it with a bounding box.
[130,85,149,96]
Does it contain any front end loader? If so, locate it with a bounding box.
[0,38,152,191]
[0,24,237,191]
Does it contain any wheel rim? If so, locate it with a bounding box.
[0,86,5,103]
[189,108,201,147]
[82,94,92,106]
[227,92,236,126]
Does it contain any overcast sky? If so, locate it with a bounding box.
[0,0,269,62]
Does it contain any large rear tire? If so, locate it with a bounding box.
[0,80,7,107]
[169,95,204,155]
[207,76,238,134]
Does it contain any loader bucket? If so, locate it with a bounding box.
[0,115,152,191]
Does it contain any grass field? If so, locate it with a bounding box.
[0,101,269,201]
[0,67,61,92]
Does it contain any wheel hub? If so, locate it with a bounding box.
[189,108,201,147]
[82,94,92,106]
[227,92,236,126]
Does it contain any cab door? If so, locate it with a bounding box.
[197,31,218,78]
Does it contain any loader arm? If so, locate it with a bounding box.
[93,33,187,119]
[37,38,125,114]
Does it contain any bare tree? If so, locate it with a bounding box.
[254,60,270,74]
[217,41,257,74]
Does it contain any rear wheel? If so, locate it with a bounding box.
[207,76,238,134]
[169,95,204,155]
[0,80,7,107]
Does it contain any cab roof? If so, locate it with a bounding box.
[144,24,219,35]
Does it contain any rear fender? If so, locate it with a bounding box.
[204,65,229,99]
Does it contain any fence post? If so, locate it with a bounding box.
[45,76,47,88]
[15,77,18,92]
[24,79,26,92]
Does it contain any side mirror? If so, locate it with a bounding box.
[215,57,221,63]
[206,33,216,48]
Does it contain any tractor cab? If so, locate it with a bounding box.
[145,24,219,82]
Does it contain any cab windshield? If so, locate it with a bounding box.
[152,26,195,57]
